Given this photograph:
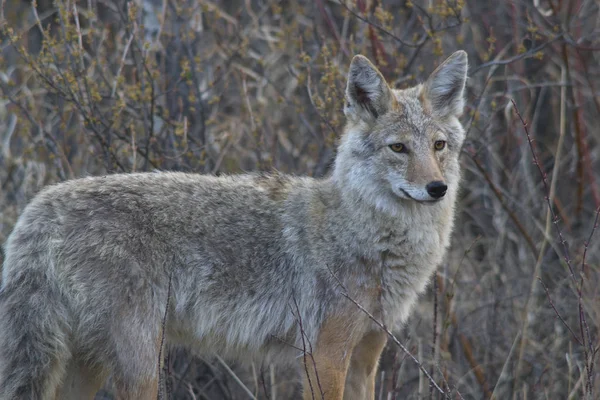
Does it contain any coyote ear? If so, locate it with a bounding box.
[345,55,393,122]
[423,50,468,118]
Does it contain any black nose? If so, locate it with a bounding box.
[426,181,447,199]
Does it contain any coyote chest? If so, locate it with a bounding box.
[371,206,452,327]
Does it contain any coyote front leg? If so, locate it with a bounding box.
[302,316,359,400]
[343,330,387,400]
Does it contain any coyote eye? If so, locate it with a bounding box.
[389,143,406,153]
[434,140,446,151]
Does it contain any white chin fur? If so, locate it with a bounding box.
[396,187,438,203]
[389,181,438,202]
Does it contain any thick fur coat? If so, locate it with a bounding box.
[0,51,468,400]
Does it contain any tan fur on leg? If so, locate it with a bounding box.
[114,330,162,400]
[302,316,362,400]
[343,330,387,400]
[115,377,158,400]
[54,359,107,400]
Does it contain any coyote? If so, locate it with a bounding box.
[0,51,467,400]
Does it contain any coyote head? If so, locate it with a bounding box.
[334,51,468,213]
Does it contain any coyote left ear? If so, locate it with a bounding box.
[345,55,393,122]
[423,50,468,118]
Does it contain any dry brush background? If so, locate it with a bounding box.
[0,0,599,399]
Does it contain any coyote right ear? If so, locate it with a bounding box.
[345,55,393,122]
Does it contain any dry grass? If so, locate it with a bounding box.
[1,0,599,398]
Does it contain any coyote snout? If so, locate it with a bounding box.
[396,178,447,203]
[394,151,449,203]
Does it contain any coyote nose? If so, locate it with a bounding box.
[426,181,447,199]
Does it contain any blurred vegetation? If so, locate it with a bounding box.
[1,0,599,399]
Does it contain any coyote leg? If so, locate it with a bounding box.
[54,359,107,400]
[343,330,387,400]
[114,377,159,400]
[302,316,359,400]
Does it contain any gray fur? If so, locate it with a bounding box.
[0,51,468,399]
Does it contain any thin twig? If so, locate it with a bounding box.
[511,99,577,282]
[339,290,446,396]
[289,296,325,400]
[512,98,596,397]
[112,30,136,98]
[515,65,568,389]
[429,273,438,400]
[325,268,445,395]
[336,1,425,48]
[537,278,583,345]
[471,34,564,74]
[157,272,173,400]
[215,355,257,400]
